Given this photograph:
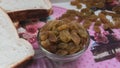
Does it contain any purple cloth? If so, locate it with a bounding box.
[18,6,120,68]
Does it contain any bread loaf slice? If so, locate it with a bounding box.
[0,0,52,22]
[0,8,34,68]
[0,8,19,40]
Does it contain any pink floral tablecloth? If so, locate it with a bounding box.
[18,6,120,68]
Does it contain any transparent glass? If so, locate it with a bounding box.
[37,30,90,63]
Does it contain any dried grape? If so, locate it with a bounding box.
[56,50,68,56]
[41,40,50,49]
[57,24,69,31]
[58,43,68,49]
[114,19,120,28]
[70,0,79,6]
[40,31,48,41]
[59,30,71,43]
[99,13,110,24]
[78,29,88,38]
[94,26,101,33]
[83,20,92,29]
[88,14,98,22]
[71,30,81,46]
[49,45,57,53]
[86,2,93,8]
[103,24,110,30]
[67,42,75,51]
[66,10,77,14]
[94,20,102,26]
[48,31,57,42]
[81,8,94,16]
[94,2,105,8]
[69,46,80,54]
[77,3,82,9]
[112,6,120,14]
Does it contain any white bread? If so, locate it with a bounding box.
[0,0,52,22]
[0,8,34,68]
[0,8,19,40]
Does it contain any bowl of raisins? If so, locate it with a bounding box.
[38,20,90,62]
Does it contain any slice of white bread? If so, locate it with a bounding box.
[0,8,34,68]
[0,0,52,22]
[0,8,19,40]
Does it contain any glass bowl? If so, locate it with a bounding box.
[37,21,90,63]
[37,32,90,62]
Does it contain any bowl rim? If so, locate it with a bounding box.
[37,28,90,58]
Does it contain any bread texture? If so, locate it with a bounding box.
[0,8,34,68]
[0,0,52,22]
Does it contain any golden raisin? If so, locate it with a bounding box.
[77,3,82,9]
[48,31,57,42]
[88,14,98,22]
[94,20,102,26]
[94,26,101,33]
[40,31,48,41]
[99,13,110,24]
[94,2,105,8]
[56,50,68,56]
[71,30,81,46]
[57,24,69,31]
[112,6,120,14]
[71,0,79,6]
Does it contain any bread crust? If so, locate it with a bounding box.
[8,8,53,22]
[11,56,33,68]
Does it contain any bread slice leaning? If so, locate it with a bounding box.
[0,8,34,68]
[0,0,52,22]
[0,8,19,40]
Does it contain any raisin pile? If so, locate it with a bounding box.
[59,4,120,33]
[39,20,89,56]
[70,0,119,10]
